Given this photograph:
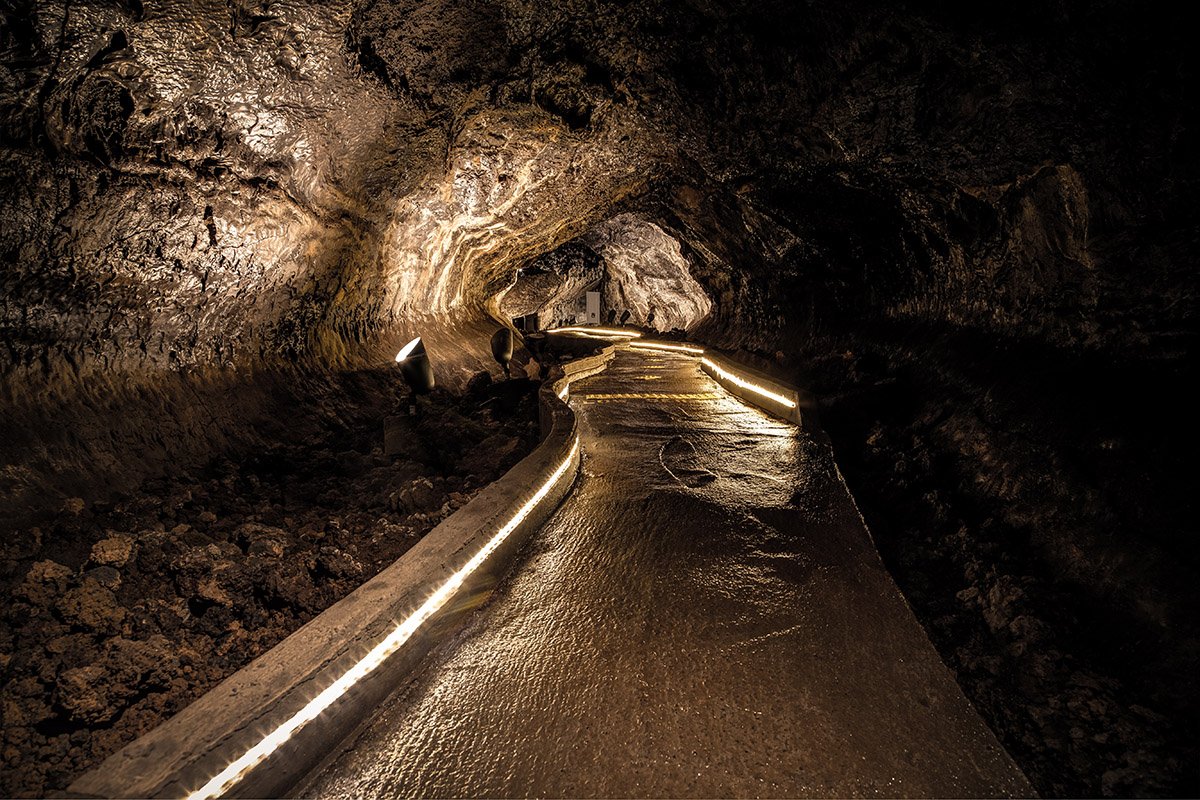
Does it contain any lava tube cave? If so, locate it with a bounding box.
[1,1,1197,797]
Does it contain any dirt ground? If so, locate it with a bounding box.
[0,372,541,797]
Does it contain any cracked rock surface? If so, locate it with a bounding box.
[2,0,1197,795]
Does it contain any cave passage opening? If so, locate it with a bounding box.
[495,213,713,335]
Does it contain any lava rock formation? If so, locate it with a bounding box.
[2,0,1196,796]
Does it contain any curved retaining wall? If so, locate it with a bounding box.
[699,351,805,426]
[68,348,617,800]
[628,340,811,427]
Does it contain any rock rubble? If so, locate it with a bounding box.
[0,375,540,797]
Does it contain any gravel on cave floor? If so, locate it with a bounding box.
[793,334,1194,798]
[0,373,541,798]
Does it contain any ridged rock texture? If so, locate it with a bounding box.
[497,239,604,328]
[1,0,1196,796]
[497,215,710,330]
[582,213,711,331]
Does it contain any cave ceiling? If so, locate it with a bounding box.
[4,0,1191,388]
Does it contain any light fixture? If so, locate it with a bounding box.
[490,328,514,376]
[701,357,797,409]
[395,337,422,361]
[395,337,434,395]
[186,437,581,800]
[629,341,706,354]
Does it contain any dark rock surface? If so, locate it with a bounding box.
[787,327,1196,796]
[2,0,1196,795]
[0,373,539,797]
[498,240,604,327]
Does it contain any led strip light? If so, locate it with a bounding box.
[629,341,706,354]
[700,357,797,409]
[561,331,612,341]
[580,391,722,401]
[546,326,642,338]
[187,437,581,800]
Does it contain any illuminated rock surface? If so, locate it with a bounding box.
[582,214,711,331]
[497,240,605,327]
[1,0,1196,795]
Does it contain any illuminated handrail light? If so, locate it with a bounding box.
[564,331,614,341]
[546,326,642,338]
[395,336,422,362]
[701,357,797,409]
[629,341,706,355]
[187,437,581,800]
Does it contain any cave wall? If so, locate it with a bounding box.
[0,0,407,378]
[2,0,1197,793]
[498,215,711,331]
[496,240,603,326]
[0,0,656,522]
[2,0,407,521]
[582,213,710,331]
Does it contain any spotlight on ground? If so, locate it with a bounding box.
[491,328,514,377]
[395,337,435,396]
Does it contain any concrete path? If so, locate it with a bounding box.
[303,348,1031,798]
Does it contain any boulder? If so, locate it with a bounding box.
[15,561,74,606]
[83,566,121,591]
[396,477,441,514]
[316,547,364,580]
[55,666,115,724]
[89,534,135,568]
[57,580,126,633]
[233,523,293,556]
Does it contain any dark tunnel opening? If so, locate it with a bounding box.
[2,0,1198,796]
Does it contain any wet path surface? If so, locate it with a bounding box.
[304,349,1031,798]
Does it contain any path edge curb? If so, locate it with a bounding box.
[67,347,617,799]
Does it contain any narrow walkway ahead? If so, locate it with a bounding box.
[304,349,1030,798]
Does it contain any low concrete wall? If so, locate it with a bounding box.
[699,351,805,426]
[69,351,615,800]
[618,339,810,427]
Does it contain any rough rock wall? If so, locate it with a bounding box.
[498,216,711,331]
[1,0,1196,793]
[582,213,710,331]
[0,0,661,381]
[0,0,655,523]
[0,0,405,378]
[2,0,404,522]
[377,105,651,319]
[496,240,602,326]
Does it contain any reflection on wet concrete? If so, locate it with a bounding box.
[303,350,1031,798]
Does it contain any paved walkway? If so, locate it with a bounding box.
[303,348,1031,798]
